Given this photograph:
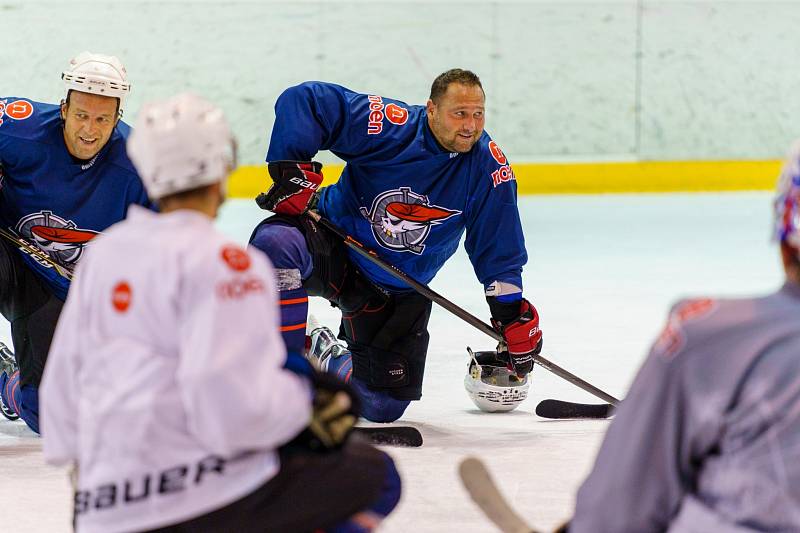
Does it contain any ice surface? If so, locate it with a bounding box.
[1,192,781,532]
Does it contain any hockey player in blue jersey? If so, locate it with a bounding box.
[0,52,153,433]
[251,69,542,422]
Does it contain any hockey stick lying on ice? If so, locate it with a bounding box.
[307,212,620,407]
[0,227,73,281]
[459,456,539,533]
[535,399,615,419]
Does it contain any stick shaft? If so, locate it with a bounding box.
[0,227,73,280]
[309,213,619,406]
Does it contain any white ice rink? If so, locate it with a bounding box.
[1,192,783,532]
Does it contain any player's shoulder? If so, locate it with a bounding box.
[651,295,753,360]
[0,97,60,142]
[467,131,516,189]
[473,131,510,165]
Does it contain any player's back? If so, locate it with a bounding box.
[672,284,800,532]
[56,205,305,533]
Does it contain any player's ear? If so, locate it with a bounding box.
[60,101,67,121]
[426,99,436,116]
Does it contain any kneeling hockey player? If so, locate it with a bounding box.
[251,69,543,422]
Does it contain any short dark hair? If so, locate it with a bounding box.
[429,69,484,103]
[64,89,121,118]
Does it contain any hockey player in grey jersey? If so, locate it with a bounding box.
[566,145,800,532]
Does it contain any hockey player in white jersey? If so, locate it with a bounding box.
[39,93,400,533]
[563,142,800,532]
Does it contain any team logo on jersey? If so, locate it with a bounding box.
[489,141,507,165]
[653,298,717,359]
[0,99,33,127]
[220,244,251,272]
[359,187,461,254]
[112,281,132,313]
[366,95,409,135]
[15,211,99,269]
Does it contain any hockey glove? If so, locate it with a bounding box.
[490,298,542,376]
[255,160,323,215]
[292,371,361,452]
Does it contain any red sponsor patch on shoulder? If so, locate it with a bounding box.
[221,245,250,272]
[489,140,507,165]
[653,298,716,359]
[112,281,132,313]
[0,99,34,127]
[6,100,33,121]
[385,103,408,125]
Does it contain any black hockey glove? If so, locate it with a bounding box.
[489,297,543,377]
[255,160,323,215]
[290,371,361,452]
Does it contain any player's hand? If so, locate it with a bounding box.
[306,372,360,451]
[491,298,542,376]
[256,160,323,215]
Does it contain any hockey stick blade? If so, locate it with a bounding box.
[535,399,615,420]
[353,426,423,447]
[459,457,538,533]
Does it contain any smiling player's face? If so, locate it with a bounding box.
[61,91,119,160]
[426,83,485,153]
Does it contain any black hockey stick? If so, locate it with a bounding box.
[535,399,615,420]
[307,212,620,407]
[459,457,539,533]
[354,426,423,447]
[0,227,73,280]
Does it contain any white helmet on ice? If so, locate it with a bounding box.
[127,92,236,200]
[775,139,800,256]
[464,348,529,413]
[62,52,130,108]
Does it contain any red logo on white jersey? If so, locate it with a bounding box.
[217,277,266,300]
[221,245,250,272]
[489,141,507,165]
[112,281,132,313]
[385,103,408,125]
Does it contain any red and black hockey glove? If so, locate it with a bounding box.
[490,298,542,377]
[256,160,323,215]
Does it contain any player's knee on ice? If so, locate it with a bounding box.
[351,377,410,423]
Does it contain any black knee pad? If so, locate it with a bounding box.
[344,293,431,401]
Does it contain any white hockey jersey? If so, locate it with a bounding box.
[40,205,312,533]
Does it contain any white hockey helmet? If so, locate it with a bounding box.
[127,92,236,200]
[774,139,800,255]
[62,52,130,107]
[464,348,529,413]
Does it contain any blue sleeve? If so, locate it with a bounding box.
[266,82,353,161]
[266,81,413,164]
[463,145,527,291]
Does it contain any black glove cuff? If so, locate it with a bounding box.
[487,296,522,325]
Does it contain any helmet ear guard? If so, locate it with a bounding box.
[464,347,529,413]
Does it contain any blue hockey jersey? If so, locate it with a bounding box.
[265,82,527,292]
[0,97,153,300]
